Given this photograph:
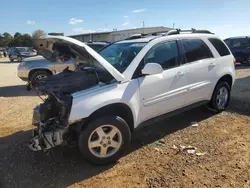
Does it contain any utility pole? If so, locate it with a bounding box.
[173,23,175,29]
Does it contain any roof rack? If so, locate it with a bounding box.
[124,28,214,40]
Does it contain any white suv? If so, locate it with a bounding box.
[29,29,235,164]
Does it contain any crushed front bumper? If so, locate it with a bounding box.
[29,106,67,151]
[28,128,66,151]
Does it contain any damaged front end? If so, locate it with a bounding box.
[29,91,73,151]
[29,68,99,151]
[29,35,124,152]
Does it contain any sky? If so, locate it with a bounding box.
[1,0,250,39]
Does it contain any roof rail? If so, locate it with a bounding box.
[124,28,214,40]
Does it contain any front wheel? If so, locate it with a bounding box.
[210,82,231,112]
[30,70,51,87]
[78,116,131,165]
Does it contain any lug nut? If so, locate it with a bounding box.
[103,144,107,147]
[100,141,103,144]
[102,136,105,139]
[107,136,110,140]
[108,141,111,144]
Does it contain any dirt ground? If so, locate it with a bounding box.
[0,59,250,188]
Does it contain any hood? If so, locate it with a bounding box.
[35,35,124,82]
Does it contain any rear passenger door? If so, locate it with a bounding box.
[180,38,216,105]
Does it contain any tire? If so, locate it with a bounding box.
[9,55,14,62]
[210,82,231,112]
[17,56,23,62]
[30,70,51,87]
[78,116,131,165]
[240,55,250,65]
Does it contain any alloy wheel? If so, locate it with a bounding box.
[88,125,122,158]
[216,86,229,109]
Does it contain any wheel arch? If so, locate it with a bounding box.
[216,74,233,89]
[84,103,135,132]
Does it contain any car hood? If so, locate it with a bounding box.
[35,35,124,82]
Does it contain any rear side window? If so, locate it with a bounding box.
[231,38,250,47]
[181,39,213,63]
[208,38,231,56]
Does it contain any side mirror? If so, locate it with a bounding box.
[141,63,163,75]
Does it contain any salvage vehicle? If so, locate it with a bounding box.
[8,47,37,62]
[17,42,108,88]
[29,29,235,164]
[224,36,250,65]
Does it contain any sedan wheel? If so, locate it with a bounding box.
[35,74,48,82]
[17,56,23,62]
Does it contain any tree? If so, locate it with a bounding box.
[14,32,22,38]
[8,33,33,47]
[2,32,12,40]
[2,32,13,47]
[22,34,33,46]
[32,29,46,40]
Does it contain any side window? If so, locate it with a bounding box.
[181,39,213,63]
[208,38,231,56]
[231,38,250,47]
[144,41,179,70]
[224,39,230,47]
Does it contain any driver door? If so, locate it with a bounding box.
[138,40,188,123]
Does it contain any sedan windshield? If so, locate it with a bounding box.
[17,47,31,52]
[99,42,146,73]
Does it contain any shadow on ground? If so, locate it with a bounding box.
[0,105,217,188]
[0,85,37,97]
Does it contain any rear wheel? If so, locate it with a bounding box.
[210,82,231,112]
[241,56,250,65]
[17,56,23,62]
[78,116,131,165]
[30,70,51,87]
[9,55,14,62]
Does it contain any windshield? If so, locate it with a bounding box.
[17,47,31,52]
[99,42,146,73]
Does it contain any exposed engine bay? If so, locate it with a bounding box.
[29,39,114,151]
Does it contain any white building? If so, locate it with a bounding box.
[69,26,172,42]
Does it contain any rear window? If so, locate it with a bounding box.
[181,39,213,63]
[208,38,231,56]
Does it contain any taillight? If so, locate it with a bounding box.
[233,59,236,66]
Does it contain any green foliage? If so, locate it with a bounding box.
[0,29,46,47]
[8,33,33,47]
[14,32,22,38]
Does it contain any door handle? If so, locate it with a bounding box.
[176,72,185,77]
[209,62,216,67]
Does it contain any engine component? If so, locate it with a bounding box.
[29,128,66,151]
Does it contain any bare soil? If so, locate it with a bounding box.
[0,60,250,188]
